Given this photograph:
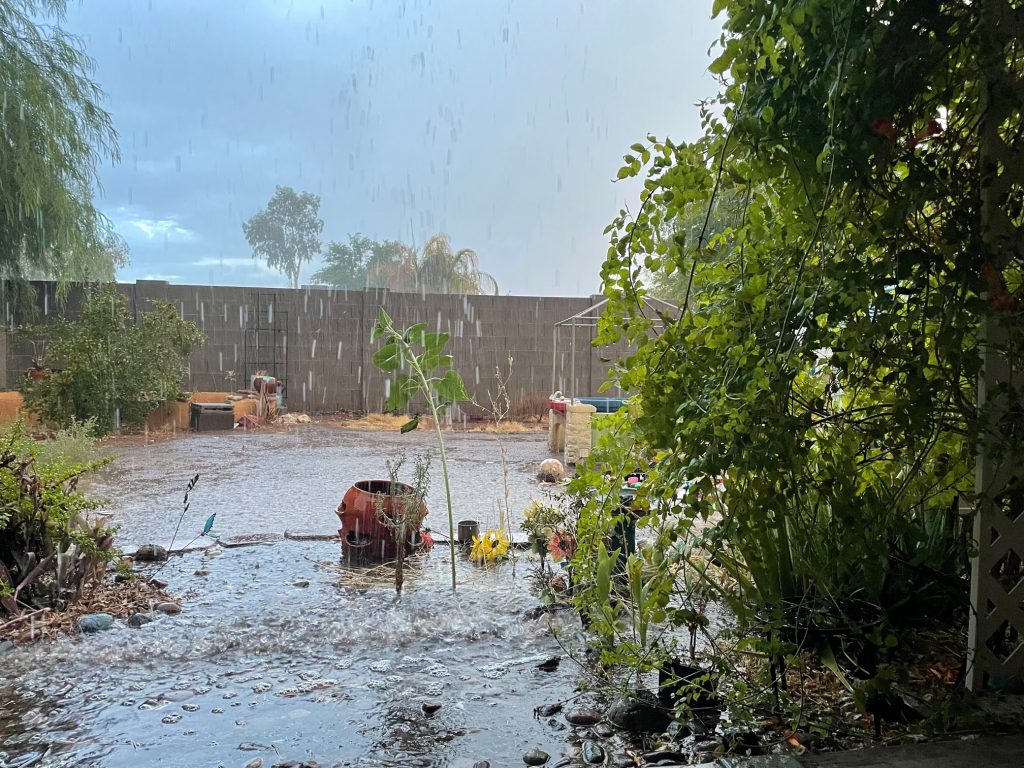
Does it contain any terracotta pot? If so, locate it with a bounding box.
[336,480,428,561]
[26,368,47,381]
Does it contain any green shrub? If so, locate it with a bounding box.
[0,419,116,618]
[19,284,204,433]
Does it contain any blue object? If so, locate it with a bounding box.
[202,513,216,536]
[577,397,628,413]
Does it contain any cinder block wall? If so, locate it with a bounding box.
[3,281,629,417]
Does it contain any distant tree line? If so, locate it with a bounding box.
[243,186,498,294]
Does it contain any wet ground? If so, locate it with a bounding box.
[0,426,583,768]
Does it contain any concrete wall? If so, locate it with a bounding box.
[4,281,628,418]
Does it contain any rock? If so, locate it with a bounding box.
[238,742,271,751]
[611,756,636,768]
[642,751,689,765]
[605,689,670,734]
[536,657,560,672]
[193,569,209,577]
[271,762,299,768]
[565,707,602,726]
[720,726,760,753]
[154,602,182,615]
[77,613,115,633]
[523,748,550,766]
[473,762,491,768]
[149,577,168,589]
[0,640,13,654]
[134,544,168,562]
[292,580,310,588]
[127,612,154,628]
[534,703,563,717]
[595,722,615,738]
[537,458,565,483]
[583,741,606,764]
[420,701,442,716]
[245,760,263,768]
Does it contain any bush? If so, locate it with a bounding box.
[19,285,204,433]
[0,419,116,619]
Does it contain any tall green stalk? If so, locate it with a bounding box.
[371,308,468,591]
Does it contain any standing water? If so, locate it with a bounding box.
[0,426,580,767]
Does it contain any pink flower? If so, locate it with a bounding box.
[547,531,576,562]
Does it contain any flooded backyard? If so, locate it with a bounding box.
[0,425,587,768]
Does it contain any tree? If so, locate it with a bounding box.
[310,233,404,290]
[573,0,1023,679]
[368,233,498,294]
[0,0,122,284]
[242,186,323,289]
[20,284,205,433]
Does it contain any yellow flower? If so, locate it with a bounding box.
[471,528,510,563]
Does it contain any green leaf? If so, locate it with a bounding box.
[372,342,401,373]
[386,372,418,412]
[371,307,393,342]
[434,369,469,404]
[400,416,419,433]
[403,322,428,345]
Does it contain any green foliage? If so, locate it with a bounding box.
[0,0,124,284]
[586,0,1013,622]
[371,307,469,589]
[310,233,405,290]
[0,418,116,618]
[19,285,205,433]
[368,233,499,295]
[243,185,324,288]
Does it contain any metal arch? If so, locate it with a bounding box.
[550,295,678,401]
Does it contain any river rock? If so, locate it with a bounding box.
[605,689,670,734]
[127,612,154,628]
[420,701,442,716]
[535,703,562,717]
[0,640,13,654]
[292,580,310,588]
[565,707,602,726]
[155,602,182,615]
[245,760,263,768]
[595,722,615,737]
[77,613,114,633]
[523,747,550,765]
[133,544,168,562]
[473,762,490,768]
[537,458,565,483]
[642,751,689,765]
[582,741,606,764]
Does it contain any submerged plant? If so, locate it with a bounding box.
[371,308,469,590]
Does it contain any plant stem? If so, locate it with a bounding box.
[427,397,457,590]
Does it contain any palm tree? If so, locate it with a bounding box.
[367,234,499,295]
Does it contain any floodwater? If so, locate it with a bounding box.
[89,424,551,548]
[0,426,584,768]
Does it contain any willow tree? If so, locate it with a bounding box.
[0,0,122,284]
[576,0,1024,671]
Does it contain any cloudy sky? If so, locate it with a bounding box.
[63,1,722,296]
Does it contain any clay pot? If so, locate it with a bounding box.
[337,480,428,561]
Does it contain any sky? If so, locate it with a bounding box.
[63,0,723,296]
